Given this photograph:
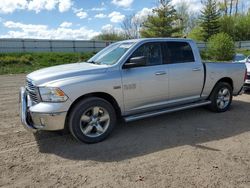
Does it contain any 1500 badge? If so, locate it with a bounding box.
[123,83,136,90]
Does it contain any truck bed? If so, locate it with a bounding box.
[202,62,246,97]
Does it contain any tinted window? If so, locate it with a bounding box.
[131,43,162,66]
[162,42,195,64]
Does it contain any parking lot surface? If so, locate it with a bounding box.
[0,74,249,187]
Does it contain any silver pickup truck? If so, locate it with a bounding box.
[20,38,247,143]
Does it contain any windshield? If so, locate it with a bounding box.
[233,54,246,61]
[87,42,135,65]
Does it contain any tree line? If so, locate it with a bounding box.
[93,0,250,42]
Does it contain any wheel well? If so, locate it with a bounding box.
[65,92,122,129]
[216,77,234,90]
[208,77,234,99]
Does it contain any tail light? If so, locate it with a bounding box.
[244,69,247,81]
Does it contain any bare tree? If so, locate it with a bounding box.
[121,15,141,39]
[224,0,228,15]
[159,0,170,7]
[187,13,199,33]
[175,1,193,35]
[229,0,233,15]
[235,0,239,15]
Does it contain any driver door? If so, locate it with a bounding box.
[121,42,169,115]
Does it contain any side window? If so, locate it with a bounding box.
[131,43,162,66]
[162,42,195,64]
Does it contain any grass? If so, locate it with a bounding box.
[0,48,250,75]
[0,52,95,75]
[235,49,250,56]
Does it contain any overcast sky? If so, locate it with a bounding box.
[0,0,249,40]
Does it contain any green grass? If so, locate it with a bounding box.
[235,49,250,56]
[0,52,95,75]
[1,48,250,75]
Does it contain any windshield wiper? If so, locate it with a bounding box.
[87,61,101,65]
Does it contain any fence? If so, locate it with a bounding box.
[0,38,250,53]
[0,39,112,53]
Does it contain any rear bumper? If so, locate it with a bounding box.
[20,87,66,132]
[244,79,250,90]
[243,84,250,91]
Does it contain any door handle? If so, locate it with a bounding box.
[155,71,167,76]
[192,67,201,71]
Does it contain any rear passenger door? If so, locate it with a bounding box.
[162,42,204,104]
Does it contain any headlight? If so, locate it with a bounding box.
[39,87,68,102]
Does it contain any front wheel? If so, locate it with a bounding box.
[208,82,233,112]
[68,97,116,143]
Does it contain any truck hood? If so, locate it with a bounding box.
[27,62,108,86]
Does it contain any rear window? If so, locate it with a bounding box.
[162,42,195,64]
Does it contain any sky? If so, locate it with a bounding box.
[0,0,249,40]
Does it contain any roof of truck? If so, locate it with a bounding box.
[119,38,193,43]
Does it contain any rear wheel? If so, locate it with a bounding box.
[208,82,233,112]
[68,97,116,143]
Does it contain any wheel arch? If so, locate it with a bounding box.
[65,92,122,130]
[217,77,233,90]
[208,77,234,99]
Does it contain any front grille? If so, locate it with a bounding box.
[26,79,39,103]
[247,74,250,80]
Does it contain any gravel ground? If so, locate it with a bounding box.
[0,74,249,188]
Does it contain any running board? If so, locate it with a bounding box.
[124,100,211,122]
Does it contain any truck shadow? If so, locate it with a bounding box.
[34,99,250,162]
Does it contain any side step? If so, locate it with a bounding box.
[124,100,211,122]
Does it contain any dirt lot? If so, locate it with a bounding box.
[0,74,249,188]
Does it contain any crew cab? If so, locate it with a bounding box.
[20,38,246,143]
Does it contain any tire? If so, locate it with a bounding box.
[68,97,116,143]
[208,82,233,112]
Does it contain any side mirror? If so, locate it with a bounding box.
[123,56,146,69]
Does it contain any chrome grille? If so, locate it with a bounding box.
[26,79,39,103]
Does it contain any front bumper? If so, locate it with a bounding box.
[20,87,67,132]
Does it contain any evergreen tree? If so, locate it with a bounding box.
[200,0,221,41]
[140,0,182,38]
